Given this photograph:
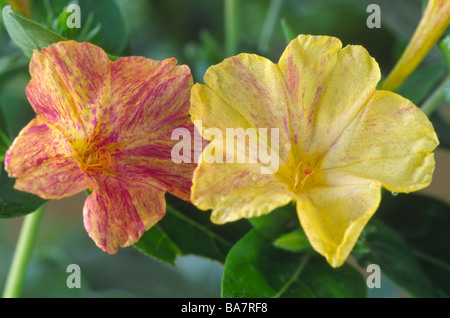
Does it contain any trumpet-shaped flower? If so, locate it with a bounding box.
[381,0,450,91]
[5,41,197,254]
[190,35,439,267]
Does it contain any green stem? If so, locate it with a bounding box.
[258,0,284,54]
[413,249,450,272]
[43,0,53,26]
[224,0,239,57]
[274,251,313,298]
[2,205,45,298]
[420,76,450,116]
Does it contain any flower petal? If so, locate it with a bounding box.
[322,90,439,193]
[83,175,165,254]
[26,41,111,146]
[94,56,193,145]
[190,53,292,168]
[5,117,88,199]
[278,35,380,157]
[191,142,294,224]
[296,171,381,267]
[111,116,199,202]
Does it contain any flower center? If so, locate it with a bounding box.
[79,147,112,173]
[292,160,316,192]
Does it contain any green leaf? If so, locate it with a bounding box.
[184,30,223,83]
[365,219,438,297]
[2,5,66,58]
[198,29,223,63]
[0,100,10,153]
[134,225,181,265]
[429,111,450,150]
[396,62,447,105]
[439,35,450,67]
[54,6,77,40]
[248,202,299,240]
[376,193,450,297]
[444,86,450,104]
[280,18,295,45]
[0,126,10,162]
[273,227,311,253]
[0,165,47,218]
[78,0,129,55]
[0,0,5,40]
[0,54,28,85]
[30,0,67,28]
[222,230,366,298]
[135,194,250,265]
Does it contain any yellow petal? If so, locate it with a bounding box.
[296,171,381,267]
[278,34,380,157]
[191,142,293,224]
[190,53,292,168]
[322,90,439,193]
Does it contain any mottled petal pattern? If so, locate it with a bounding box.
[297,171,381,267]
[278,35,380,157]
[26,41,111,147]
[190,54,291,165]
[83,175,166,254]
[5,117,89,199]
[111,116,199,202]
[192,142,293,223]
[94,56,193,146]
[322,90,439,193]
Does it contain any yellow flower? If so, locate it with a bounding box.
[381,0,450,91]
[190,35,439,267]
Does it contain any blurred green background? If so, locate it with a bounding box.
[0,0,448,297]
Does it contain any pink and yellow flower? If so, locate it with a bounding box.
[5,41,197,254]
[190,35,439,267]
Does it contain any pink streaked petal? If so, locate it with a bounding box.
[26,41,111,144]
[190,54,291,166]
[5,117,88,199]
[94,56,192,146]
[111,116,201,202]
[321,90,439,193]
[14,157,89,199]
[278,35,380,157]
[191,145,294,223]
[83,175,166,254]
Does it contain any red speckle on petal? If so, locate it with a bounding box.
[396,105,415,115]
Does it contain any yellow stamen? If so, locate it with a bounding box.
[80,147,112,173]
[293,161,315,192]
